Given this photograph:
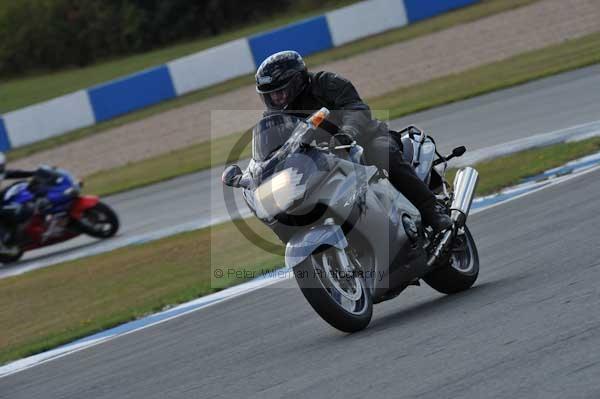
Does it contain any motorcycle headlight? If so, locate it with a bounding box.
[255,168,305,219]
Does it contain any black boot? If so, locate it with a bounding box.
[419,199,453,233]
[363,135,452,233]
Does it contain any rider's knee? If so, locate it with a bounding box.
[365,135,403,169]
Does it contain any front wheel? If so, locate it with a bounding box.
[0,247,24,264]
[78,202,120,239]
[0,225,24,264]
[423,225,479,294]
[294,246,372,333]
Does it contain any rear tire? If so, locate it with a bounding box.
[295,246,372,333]
[424,226,479,294]
[79,202,120,238]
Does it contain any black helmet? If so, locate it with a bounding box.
[255,50,308,110]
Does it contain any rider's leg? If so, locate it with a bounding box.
[363,135,452,232]
[0,203,34,245]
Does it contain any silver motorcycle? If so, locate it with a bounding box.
[223,108,479,332]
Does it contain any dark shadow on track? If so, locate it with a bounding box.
[282,276,520,352]
[367,278,515,332]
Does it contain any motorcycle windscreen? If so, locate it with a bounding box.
[252,114,302,161]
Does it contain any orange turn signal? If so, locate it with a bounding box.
[310,108,329,127]
[310,112,325,127]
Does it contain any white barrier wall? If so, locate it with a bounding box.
[167,39,256,96]
[4,91,95,148]
[0,0,480,151]
[326,0,409,47]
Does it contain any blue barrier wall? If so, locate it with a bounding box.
[0,118,10,151]
[88,66,176,122]
[404,0,479,23]
[1,0,481,149]
[249,16,334,67]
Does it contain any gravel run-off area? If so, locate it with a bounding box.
[13,0,600,177]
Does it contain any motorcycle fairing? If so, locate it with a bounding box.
[285,224,348,269]
[3,169,79,214]
[243,116,437,301]
[3,182,33,203]
[70,195,100,219]
[344,178,428,300]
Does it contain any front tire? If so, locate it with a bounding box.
[294,246,372,333]
[0,247,24,264]
[424,225,479,294]
[0,225,24,264]
[79,202,120,238]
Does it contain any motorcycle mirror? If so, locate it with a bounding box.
[222,165,243,188]
[452,146,467,157]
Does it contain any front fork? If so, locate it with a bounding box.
[324,216,356,275]
[334,246,354,273]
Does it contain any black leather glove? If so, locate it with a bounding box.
[330,132,354,150]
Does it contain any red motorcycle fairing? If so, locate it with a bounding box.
[23,215,79,250]
[70,195,100,220]
[22,196,99,250]
[23,215,48,249]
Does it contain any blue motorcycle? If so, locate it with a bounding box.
[0,168,119,263]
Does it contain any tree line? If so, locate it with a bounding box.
[0,0,346,77]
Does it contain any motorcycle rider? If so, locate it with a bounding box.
[255,50,452,232]
[0,157,62,246]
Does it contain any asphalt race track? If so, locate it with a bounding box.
[2,65,599,278]
[2,152,600,398]
[0,164,249,278]
[387,64,600,153]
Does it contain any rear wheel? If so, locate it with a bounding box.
[79,202,120,238]
[424,226,479,294]
[295,246,372,333]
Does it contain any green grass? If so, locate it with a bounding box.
[4,0,541,161]
[451,137,600,196]
[369,32,600,120]
[0,217,283,365]
[83,130,251,196]
[2,136,600,365]
[79,31,600,197]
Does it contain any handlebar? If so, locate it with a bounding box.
[312,141,357,152]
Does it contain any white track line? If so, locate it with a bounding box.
[2,160,599,378]
[454,120,600,167]
[4,120,599,278]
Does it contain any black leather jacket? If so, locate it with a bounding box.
[4,167,61,195]
[5,169,36,179]
[268,71,389,145]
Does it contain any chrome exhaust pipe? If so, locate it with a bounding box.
[426,167,479,269]
[450,167,479,226]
